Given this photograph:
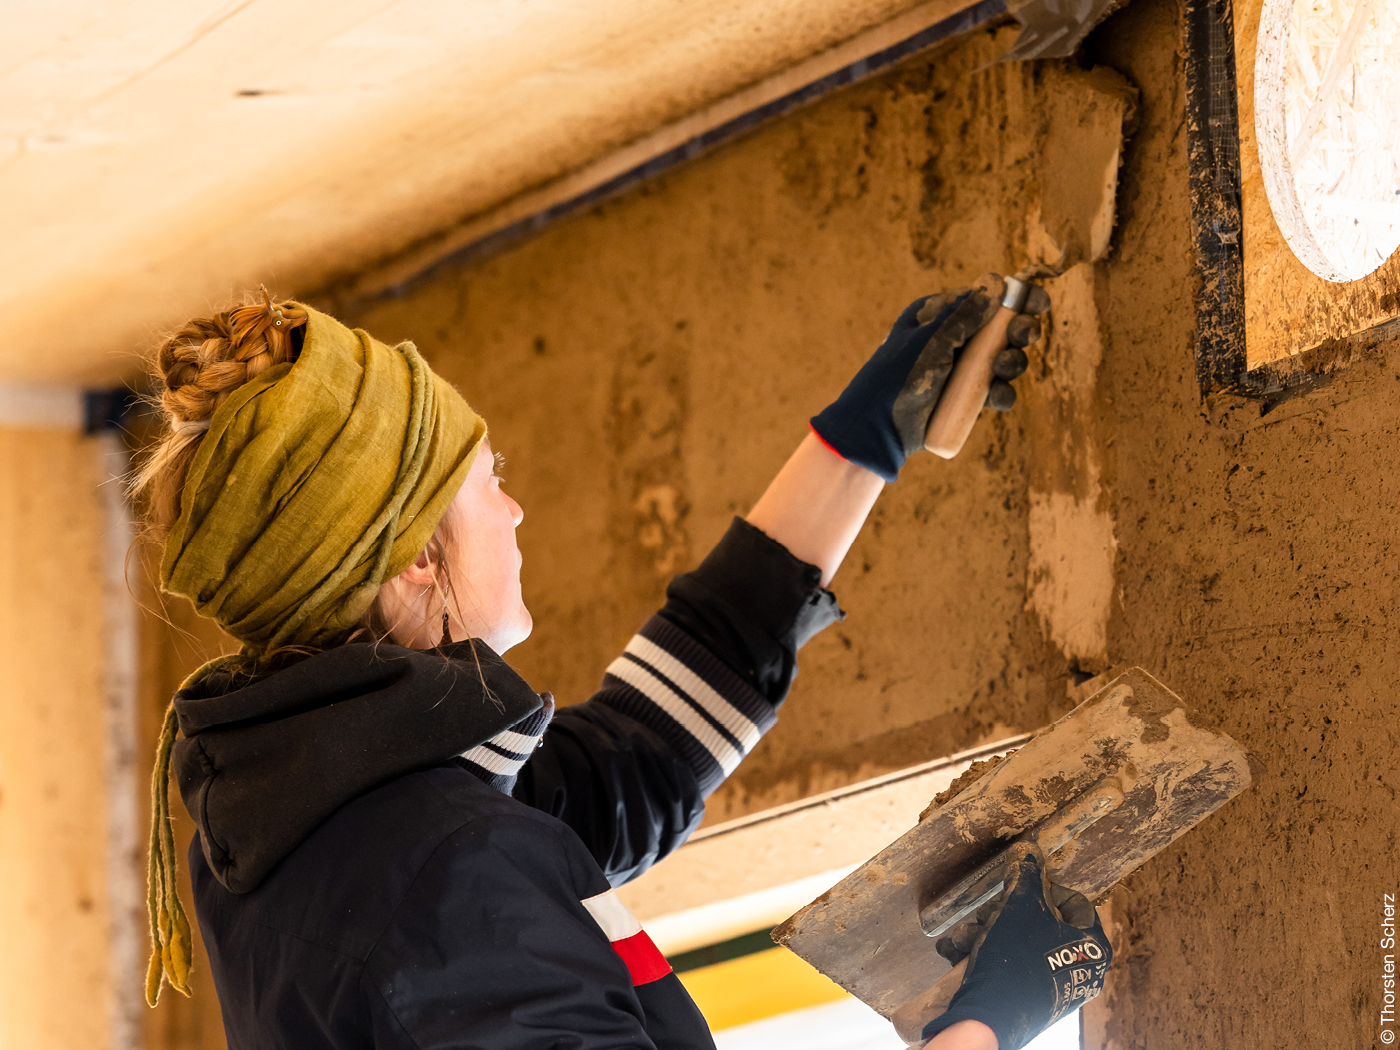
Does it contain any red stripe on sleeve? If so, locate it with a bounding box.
[610,930,673,986]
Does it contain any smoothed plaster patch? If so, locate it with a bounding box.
[1024,264,1114,664]
[1026,486,1117,663]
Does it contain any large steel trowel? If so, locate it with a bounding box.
[771,668,1254,1044]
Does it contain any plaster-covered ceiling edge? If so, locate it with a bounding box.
[320,0,1009,311]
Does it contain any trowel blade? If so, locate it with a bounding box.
[771,667,1253,1018]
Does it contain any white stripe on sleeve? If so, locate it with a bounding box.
[581,890,643,942]
[460,744,523,775]
[624,634,763,752]
[488,728,540,755]
[604,657,743,775]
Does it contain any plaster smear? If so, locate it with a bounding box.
[1027,67,1137,270]
[1026,489,1117,662]
[1025,264,1115,665]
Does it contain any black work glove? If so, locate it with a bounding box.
[809,275,1047,482]
[921,843,1112,1050]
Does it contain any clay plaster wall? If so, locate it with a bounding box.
[338,1,1397,1044]
[345,24,1127,821]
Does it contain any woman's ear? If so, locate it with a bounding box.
[394,543,440,587]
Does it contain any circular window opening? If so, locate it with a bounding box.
[1256,0,1400,282]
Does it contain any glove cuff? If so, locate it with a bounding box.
[807,415,902,483]
[921,958,1044,1050]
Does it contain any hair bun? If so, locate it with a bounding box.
[134,289,308,529]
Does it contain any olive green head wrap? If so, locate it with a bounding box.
[146,302,485,1006]
[162,302,486,650]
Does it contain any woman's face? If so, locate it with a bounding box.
[382,437,531,654]
[442,438,531,653]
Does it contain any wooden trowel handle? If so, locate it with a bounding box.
[923,277,1030,460]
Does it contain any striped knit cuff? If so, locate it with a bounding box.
[594,616,777,796]
[458,693,555,795]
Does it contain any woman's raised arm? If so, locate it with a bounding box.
[744,430,884,589]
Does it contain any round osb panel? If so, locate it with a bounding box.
[1255,0,1400,282]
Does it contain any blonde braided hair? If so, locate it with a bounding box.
[134,288,309,531]
[136,288,308,1006]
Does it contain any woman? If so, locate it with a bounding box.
[141,284,1106,1050]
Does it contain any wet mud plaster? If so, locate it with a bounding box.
[1023,264,1118,667]
[1018,75,1134,670]
[923,61,1135,671]
[912,43,1135,278]
[345,25,1149,820]
[1027,68,1139,269]
[919,752,1014,820]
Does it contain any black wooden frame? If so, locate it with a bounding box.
[1184,0,1249,397]
[1183,0,1387,405]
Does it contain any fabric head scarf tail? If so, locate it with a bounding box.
[145,301,486,1005]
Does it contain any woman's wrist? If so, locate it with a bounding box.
[745,431,884,588]
[923,1018,999,1050]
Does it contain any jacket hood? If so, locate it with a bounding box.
[171,639,542,894]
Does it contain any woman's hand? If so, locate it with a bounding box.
[921,843,1113,1050]
[809,277,1046,483]
[746,281,1045,586]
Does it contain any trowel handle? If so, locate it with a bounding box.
[918,776,1128,938]
[923,277,1030,459]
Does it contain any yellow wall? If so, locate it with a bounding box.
[0,425,231,1050]
[0,427,112,1050]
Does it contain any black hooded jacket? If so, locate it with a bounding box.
[174,519,842,1050]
